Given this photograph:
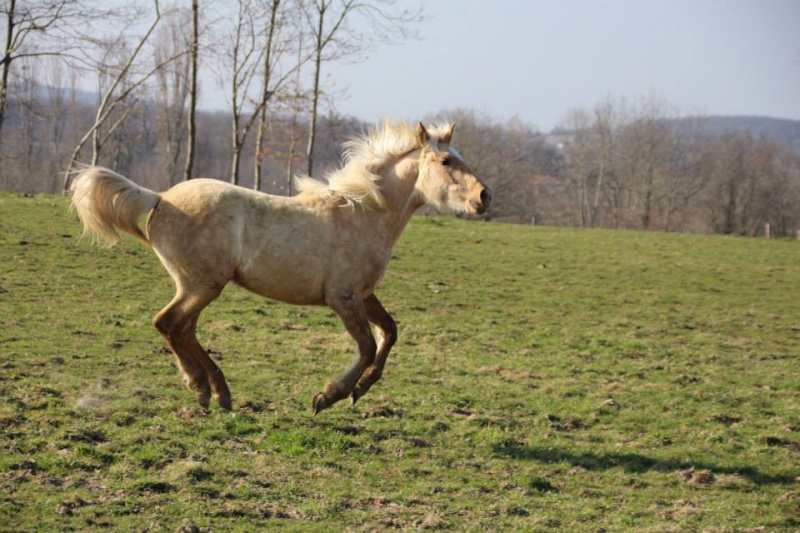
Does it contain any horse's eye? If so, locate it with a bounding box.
[442,157,452,167]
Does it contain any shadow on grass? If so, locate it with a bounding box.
[492,442,796,486]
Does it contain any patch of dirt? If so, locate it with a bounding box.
[170,406,209,420]
[417,512,445,530]
[478,365,539,382]
[259,504,313,520]
[667,499,698,519]
[712,414,741,426]
[764,436,800,452]
[213,502,249,518]
[361,400,402,419]
[66,429,108,443]
[335,425,364,435]
[601,398,623,410]
[546,414,588,432]
[650,499,699,520]
[778,490,800,518]
[279,322,308,331]
[55,495,91,516]
[176,518,201,533]
[678,469,716,486]
[136,481,176,495]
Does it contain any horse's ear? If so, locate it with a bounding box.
[440,123,456,144]
[416,122,429,147]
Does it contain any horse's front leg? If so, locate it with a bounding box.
[351,294,396,405]
[313,291,376,415]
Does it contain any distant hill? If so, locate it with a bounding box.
[675,115,800,147]
[549,115,800,152]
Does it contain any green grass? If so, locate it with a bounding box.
[1,191,799,531]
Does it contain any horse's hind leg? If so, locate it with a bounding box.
[186,313,232,410]
[153,288,232,410]
[350,294,397,405]
[313,291,376,415]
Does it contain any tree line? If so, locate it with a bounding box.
[2,1,799,237]
[544,97,800,237]
[0,0,420,189]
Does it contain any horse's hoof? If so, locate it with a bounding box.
[350,389,361,405]
[312,393,329,416]
[217,396,233,411]
[195,391,211,410]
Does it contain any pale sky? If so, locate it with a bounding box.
[200,0,800,133]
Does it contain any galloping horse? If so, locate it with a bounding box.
[70,121,491,414]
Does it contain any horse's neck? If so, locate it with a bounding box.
[375,155,423,241]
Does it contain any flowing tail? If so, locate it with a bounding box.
[70,166,160,247]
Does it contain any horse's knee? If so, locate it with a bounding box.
[383,316,398,346]
[367,366,383,382]
[361,337,378,366]
[153,310,173,336]
[153,308,189,339]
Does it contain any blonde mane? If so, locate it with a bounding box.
[295,120,453,210]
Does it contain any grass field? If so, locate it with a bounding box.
[1,191,798,532]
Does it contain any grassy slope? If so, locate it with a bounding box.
[0,192,798,532]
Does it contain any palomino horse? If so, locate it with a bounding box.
[70,121,491,414]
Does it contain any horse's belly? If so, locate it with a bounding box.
[233,260,326,305]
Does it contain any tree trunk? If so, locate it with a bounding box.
[183,0,198,181]
[231,144,242,185]
[254,0,281,191]
[0,0,17,145]
[305,6,325,178]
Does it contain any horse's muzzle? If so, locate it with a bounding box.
[472,187,492,214]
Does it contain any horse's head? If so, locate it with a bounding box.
[414,122,492,215]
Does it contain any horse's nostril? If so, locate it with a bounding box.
[480,188,492,207]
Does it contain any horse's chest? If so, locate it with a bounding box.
[329,245,390,292]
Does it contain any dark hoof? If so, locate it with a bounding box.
[312,393,329,416]
[195,391,211,410]
[350,388,361,405]
[217,396,233,411]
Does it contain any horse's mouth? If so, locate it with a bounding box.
[470,199,489,215]
[471,188,491,215]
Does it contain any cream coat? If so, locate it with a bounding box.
[70,121,491,413]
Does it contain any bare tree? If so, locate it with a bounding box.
[557,99,619,228]
[282,96,306,193]
[5,56,42,189]
[42,56,77,191]
[62,1,189,191]
[182,0,198,181]
[588,99,616,228]
[153,6,191,185]
[221,0,262,184]
[559,107,595,227]
[267,76,309,195]
[253,0,309,191]
[658,118,708,232]
[706,135,794,237]
[0,0,85,141]
[769,150,800,237]
[217,0,308,186]
[300,0,422,177]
